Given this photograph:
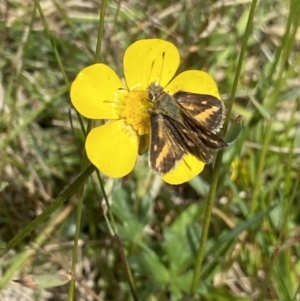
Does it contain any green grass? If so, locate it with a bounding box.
[1,0,300,300]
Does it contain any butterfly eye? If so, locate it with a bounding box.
[148,90,155,101]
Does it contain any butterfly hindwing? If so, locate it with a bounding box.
[180,108,228,150]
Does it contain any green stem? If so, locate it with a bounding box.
[33,0,86,136]
[223,0,258,133]
[33,0,68,85]
[68,156,90,301]
[91,1,138,299]
[250,0,300,213]
[189,0,258,295]
[250,121,272,213]
[95,170,117,232]
[115,235,140,301]
[257,175,300,301]
[68,1,108,298]
[266,0,300,110]
[189,152,223,295]
[95,0,108,63]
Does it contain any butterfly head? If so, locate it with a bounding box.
[147,82,164,102]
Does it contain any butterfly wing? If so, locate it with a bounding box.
[174,92,225,133]
[173,91,227,150]
[180,108,228,150]
[149,113,185,174]
[149,112,214,174]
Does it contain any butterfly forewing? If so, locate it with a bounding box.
[149,114,185,174]
[174,92,225,133]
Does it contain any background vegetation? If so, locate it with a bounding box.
[1,0,300,300]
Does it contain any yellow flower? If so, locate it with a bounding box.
[70,39,221,185]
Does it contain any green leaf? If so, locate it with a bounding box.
[224,116,243,143]
[204,286,251,300]
[13,273,71,289]
[130,252,170,287]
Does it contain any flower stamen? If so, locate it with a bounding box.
[118,88,152,136]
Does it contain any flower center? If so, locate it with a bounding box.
[118,87,152,136]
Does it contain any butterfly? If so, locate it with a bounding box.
[147,83,227,174]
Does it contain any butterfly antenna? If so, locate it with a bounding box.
[147,51,166,87]
[158,52,166,86]
[147,60,155,87]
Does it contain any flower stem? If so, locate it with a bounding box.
[189,0,258,296]
[189,151,223,296]
[67,0,138,299]
[95,0,108,63]
[92,1,138,298]
[115,235,140,301]
[68,0,109,299]
[68,155,90,301]
[33,0,86,136]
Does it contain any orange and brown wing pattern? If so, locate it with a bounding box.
[148,83,227,174]
[180,108,227,151]
[174,92,225,133]
[149,112,214,173]
[149,113,185,174]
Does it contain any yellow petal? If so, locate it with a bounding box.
[71,64,125,119]
[165,70,221,99]
[162,153,205,185]
[86,120,138,178]
[124,39,180,90]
